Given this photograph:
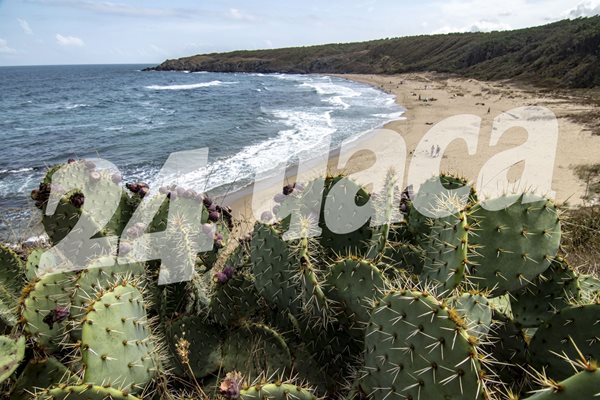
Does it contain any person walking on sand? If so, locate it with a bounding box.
[431,145,435,157]
[435,145,441,158]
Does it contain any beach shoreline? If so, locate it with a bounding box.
[222,72,600,228]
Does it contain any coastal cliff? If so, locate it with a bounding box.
[147,16,600,88]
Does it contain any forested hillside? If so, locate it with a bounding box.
[148,16,600,88]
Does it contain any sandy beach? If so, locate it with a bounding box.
[340,73,600,202]
[223,72,600,232]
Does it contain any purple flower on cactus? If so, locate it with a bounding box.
[203,196,213,208]
[43,306,70,329]
[220,371,244,399]
[283,183,295,195]
[70,192,85,208]
[84,160,96,170]
[67,158,76,164]
[223,265,235,278]
[111,173,122,184]
[208,210,220,222]
[119,241,132,255]
[126,182,139,193]
[214,232,224,249]
[214,271,229,284]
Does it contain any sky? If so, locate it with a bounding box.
[0,0,599,66]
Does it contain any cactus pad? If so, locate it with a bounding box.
[361,289,489,400]
[250,223,301,315]
[80,282,158,393]
[448,292,492,338]
[0,335,25,383]
[326,257,386,325]
[468,194,561,294]
[529,303,600,380]
[240,383,318,400]
[511,258,580,327]
[420,211,469,290]
[36,384,141,399]
[19,272,75,352]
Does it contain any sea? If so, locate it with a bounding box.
[0,64,404,240]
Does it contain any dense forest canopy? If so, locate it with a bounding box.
[148,16,600,88]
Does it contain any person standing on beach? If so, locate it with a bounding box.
[431,145,435,157]
[436,145,441,157]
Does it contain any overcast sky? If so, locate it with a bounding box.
[0,0,599,66]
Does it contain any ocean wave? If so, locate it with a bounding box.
[144,80,237,90]
[64,103,89,110]
[157,108,337,193]
[299,79,361,109]
[372,111,406,120]
[0,167,34,174]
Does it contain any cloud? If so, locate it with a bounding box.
[567,0,600,18]
[433,20,512,34]
[228,8,256,21]
[17,18,33,35]
[26,0,204,19]
[56,33,84,46]
[0,38,16,54]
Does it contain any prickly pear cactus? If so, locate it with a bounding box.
[0,244,26,326]
[69,256,145,339]
[250,223,302,315]
[41,194,83,245]
[407,174,476,241]
[11,356,76,398]
[0,335,25,384]
[19,272,75,353]
[360,289,491,400]
[468,194,561,294]
[209,271,261,325]
[528,303,600,380]
[510,257,580,327]
[420,210,469,290]
[325,257,387,325]
[524,367,600,399]
[318,176,373,256]
[239,382,318,400]
[35,384,142,399]
[80,282,159,394]
[448,292,492,338]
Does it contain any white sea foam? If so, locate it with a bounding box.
[372,111,406,120]
[145,80,237,90]
[299,78,361,109]
[158,108,337,193]
[0,168,34,174]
